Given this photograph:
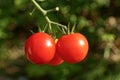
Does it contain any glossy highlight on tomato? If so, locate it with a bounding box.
[56,33,89,64]
[25,32,55,65]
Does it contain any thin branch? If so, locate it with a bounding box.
[50,21,67,30]
[31,0,67,32]
[31,0,47,15]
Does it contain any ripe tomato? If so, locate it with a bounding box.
[48,53,63,66]
[48,39,63,66]
[56,33,89,64]
[25,32,55,65]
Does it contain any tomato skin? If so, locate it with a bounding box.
[56,33,89,64]
[48,39,63,66]
[48,53,63,66]
[25,32,55,65]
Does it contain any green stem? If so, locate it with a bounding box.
[31,0,67,33]
[67,23,70,34]
[37,25,42,32]
[51,21,67,30]
[29,8,36,15]
[31,0,47,15]
[62,27,67,34]
[71,24,76,34]
[43,23,48,32]
[48,23,52,32]
[45,16,52,32]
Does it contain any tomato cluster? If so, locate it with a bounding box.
[25,32,89,66]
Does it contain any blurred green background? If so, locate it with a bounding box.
[0,0,120,80]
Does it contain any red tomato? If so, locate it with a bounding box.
[56,33,89,64]
[48,39,63,66]
[48,53,63,66]
[25,32,55,65]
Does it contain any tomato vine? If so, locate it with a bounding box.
[31,0,67,33]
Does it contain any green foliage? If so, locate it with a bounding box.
[0,0,120,80]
